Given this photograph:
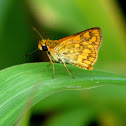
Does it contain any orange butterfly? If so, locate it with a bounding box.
[26,27,102,78]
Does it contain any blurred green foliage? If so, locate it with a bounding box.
[0,0,126,126]
[0,0,33,70]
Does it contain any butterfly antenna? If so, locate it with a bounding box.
[24,48,39,57]
[33,27,43,40]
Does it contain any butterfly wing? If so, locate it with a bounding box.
[54,27,102,70]
[57,27,102,50]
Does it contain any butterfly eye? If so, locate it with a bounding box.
[42,46,48,51]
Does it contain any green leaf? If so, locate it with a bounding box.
[0,62,126,125]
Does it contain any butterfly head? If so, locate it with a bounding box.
[38,39,49,51]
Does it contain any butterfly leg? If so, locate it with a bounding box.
[47,53,55,78]
[47,60,56,68]
[63,62,74,78]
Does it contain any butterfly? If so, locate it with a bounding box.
[26,27,102,78]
